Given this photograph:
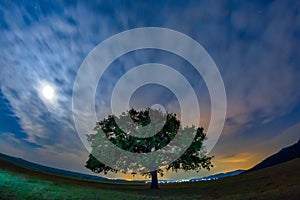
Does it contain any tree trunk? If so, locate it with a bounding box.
[150,170,158,189]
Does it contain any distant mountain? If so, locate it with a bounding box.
[246,139,300,173]
[190,169,245,182]
[0,152,129,183]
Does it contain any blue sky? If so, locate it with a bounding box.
[0,0,300,180]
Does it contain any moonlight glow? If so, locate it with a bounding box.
[41,84,55,101]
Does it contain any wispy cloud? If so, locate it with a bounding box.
[0,0,299,178]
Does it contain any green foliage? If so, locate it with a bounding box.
[88,109,179,153]
[166,127,213,173]
[85,108,213,177]
[85,154,117,174]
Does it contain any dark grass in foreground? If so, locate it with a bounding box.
[0,158,300,200]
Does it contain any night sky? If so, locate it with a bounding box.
[0,0,300,180]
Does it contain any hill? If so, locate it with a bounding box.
[246,139,300,173]
[0,152,245,185]
[0,152,130,184]
[1,153,299,199]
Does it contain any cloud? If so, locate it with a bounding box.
[0,2,108,161]
[1,132,21,144]
[163,0,300,131]
[0,0,299,179]
[218,152,253,164]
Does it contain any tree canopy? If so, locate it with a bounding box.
[85,108,213,189]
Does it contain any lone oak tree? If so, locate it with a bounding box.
[85,108,213,189]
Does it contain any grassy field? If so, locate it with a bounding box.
[0,158,299,200]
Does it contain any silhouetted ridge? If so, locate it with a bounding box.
[246,139,300,173]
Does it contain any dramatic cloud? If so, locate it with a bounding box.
[0,0,299,179]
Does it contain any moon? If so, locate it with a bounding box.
[42,85,55,100]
